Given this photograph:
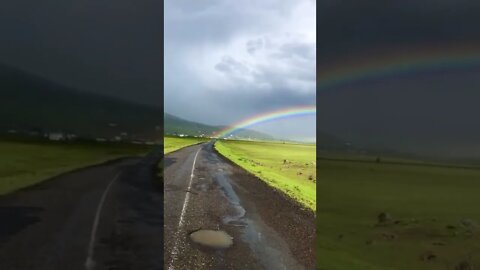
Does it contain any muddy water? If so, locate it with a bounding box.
[207,150,305,270]
[189,230,233,248]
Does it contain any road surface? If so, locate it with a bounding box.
[0,147,163,270]
[164,142,315,270]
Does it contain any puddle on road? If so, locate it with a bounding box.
[189,229,233,249]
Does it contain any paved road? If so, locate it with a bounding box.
[0,147,163,270]
[164,142,315,270]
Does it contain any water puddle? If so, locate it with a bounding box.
[189,229,233,249]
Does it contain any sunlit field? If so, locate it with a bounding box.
[318,157,480,270]
[164,136,209,154]
[215,139,316,210]
[0,139,151,195]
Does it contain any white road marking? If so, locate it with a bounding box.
[85,172,122,270]
[167,147,202,270]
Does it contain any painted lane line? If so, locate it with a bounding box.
[167,147,202,270]
[85,172,122,270]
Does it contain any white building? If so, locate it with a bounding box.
[48,132,65,141]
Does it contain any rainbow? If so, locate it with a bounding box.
[215,105,316,138]
[318,44,480,91]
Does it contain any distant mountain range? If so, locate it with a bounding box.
[164,113,274,140]
[0,64,162,141]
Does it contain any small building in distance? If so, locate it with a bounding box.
[48,132,65,141]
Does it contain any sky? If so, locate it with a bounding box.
[317,0,480,158]
[164,0,316,142]
[0,0,162,107]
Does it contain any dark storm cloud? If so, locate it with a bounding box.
[164,0,299,45]
[165,0,315,139]
[215,56,250,77]
[317,0,480,157]
[277,42,316,61]
[318,0,480,62]
[0,0,162,106]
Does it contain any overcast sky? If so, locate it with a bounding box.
[0,0,162,107]
[317,0,480,157]
[164,0,316,141]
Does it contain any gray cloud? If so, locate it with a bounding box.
[0,0,162,107]
[246,38,264,55]
[318,0,480,63]
[215,56,250,77]
[316,0,480,157]
[165,0,316,140]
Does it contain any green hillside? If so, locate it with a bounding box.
[0,64,162,141]
[164,113,273,140]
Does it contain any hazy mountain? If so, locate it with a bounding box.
[164,113,274,140]
[0,64,162,140]
[165,113,217,136]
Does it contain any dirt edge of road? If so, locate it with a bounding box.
[212,142,316,269]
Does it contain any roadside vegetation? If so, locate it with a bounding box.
[164,136,209,154]
[318,156,480,270]
[0,139,151,195]
[215,139,316,211]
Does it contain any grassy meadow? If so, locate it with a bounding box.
[0,139,151,195]
[215,140,316,211]
[164,136,209,154]
[318,157,480,270]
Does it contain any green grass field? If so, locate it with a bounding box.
[0,139,151,195]
[215,140,316,211]
[164,136,209,154]
[318,158,480,270]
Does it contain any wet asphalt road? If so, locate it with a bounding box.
[164,142,315,270]
[0,147,163,270]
